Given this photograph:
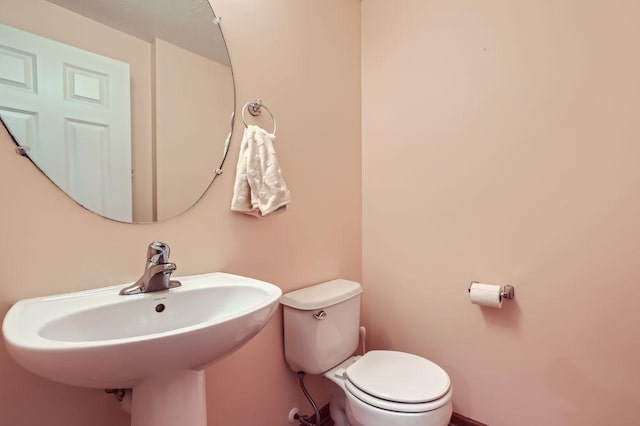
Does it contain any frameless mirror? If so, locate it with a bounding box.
[0,0,235,223]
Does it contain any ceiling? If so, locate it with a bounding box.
[47,0,231,66]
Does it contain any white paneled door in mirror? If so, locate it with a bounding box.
[0,23,133,222]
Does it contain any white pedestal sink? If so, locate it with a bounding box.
[2,272,282,426]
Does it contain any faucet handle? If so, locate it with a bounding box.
[147,241,170,264]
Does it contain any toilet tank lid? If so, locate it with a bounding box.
[280,279,362,310]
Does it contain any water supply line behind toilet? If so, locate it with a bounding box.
[292,326,367,426]
[293,372,323,426]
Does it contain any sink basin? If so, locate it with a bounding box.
[2,272,282,390]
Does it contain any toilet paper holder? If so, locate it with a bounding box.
[468,281,515,300]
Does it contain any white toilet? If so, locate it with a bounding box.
[281,279,452,426]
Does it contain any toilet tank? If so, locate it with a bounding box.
[280,279,362,374]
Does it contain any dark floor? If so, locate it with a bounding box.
[322,422,457,425]
[322,419,457,426]
[316,405,470,426]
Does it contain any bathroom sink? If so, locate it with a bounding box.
[2,272,282,389]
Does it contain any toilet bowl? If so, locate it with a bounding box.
[281,279,453,426]
[324,352,452,426]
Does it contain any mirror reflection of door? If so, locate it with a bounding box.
[0,0,235,223]
[0,23,133,222]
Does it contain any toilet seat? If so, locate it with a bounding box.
[344,351,451,413]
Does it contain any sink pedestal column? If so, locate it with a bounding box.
[131,370,206,426]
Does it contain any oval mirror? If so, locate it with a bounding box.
[0,0,235,223]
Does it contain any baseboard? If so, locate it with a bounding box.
[311,404,486,426]
[450,412,489,426]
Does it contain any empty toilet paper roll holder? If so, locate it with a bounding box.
[468,281,515,300]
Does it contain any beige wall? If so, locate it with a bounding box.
[0,0,155,222]
[362,1,640,425]
[0,1,361,426]
[154,38,234,222]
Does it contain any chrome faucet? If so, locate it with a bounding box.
[119,242,182,295]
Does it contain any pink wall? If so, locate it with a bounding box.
[0,1,361,425]
[362,1,640,425]
[7,0,637,424]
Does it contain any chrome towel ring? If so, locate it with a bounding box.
[242,99,277,135]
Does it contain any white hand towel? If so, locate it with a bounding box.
[231,125,291,217]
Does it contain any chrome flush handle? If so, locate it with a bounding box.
[313,311,327,320]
